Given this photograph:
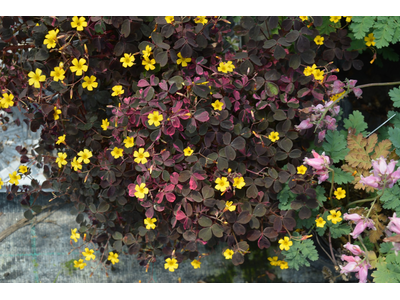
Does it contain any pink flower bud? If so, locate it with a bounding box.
[295,118,313,131]
[359,175,381,189]
[343,213,363,223]
[318,130,326,142]
[387,213,400,235]
[344,242,364,256]
[357,261,371,283]
[350,219,375,239]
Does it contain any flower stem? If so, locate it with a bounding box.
[346,197,376,208]
[356,81,400,89]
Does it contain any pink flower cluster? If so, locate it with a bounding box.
[295,100,340,142]
[343,213,376,239]
[330,79,363,99]
[359,156,400,190]
[385,213,400,256]
[340,242,370,283]
[303,150,331,183]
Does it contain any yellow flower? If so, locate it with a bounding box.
[165,16,174,24]
[56,152,68,168]
[314,35,324,45]
[303,64,317,76]
[142,45,153,58]
[211,100,224,111]
[111,147,124,159]
[315,217,326,228]
[50,66,65,82]
[108,252,119,265]
[70,58,88,76]
[364,33,376,47]
[183,146,194,156]
[194,16,208,25]
[299,16,308,22]
[343,16,352,23]
[148,111,163,127]
[28,68,46,88]
[144,217,157,230]
[215,177,230,192]
[279,261,289,269]
[70,228,80,242]
[191,259,201,269]
[134,148,150,164]
[278,236,293,251]
[334,187,346,200]
[330,91,345,102]
[82,248,96,261]
[268,256,280,266]
[312,69,324,81]
[217,62,229,73]
[43,29,59,49]
[123,136,135,148]
[1,93,14,108]
[268,131,279,142]
[223,249,234,260]
[233,177,245,189]
[330,16,341,23]
[225,201,236,212]
[71,16,88,31]
[0,178,3,190]
[120,53,135,68]
[297,165,307,175]
[177,52,191,67]
[9,171,21,185]
[82,75,98,91]
[111,85,124,96]
[77,149,93,164]
[327,210,342,224]
[19,165,28,174]
[225,61,235,72]
[142,57,156,71]
[101,119,109,131]
[74,259,86,270]
[164,258,178,272]
[71,157,82,171]
[53,106,62,120]
[134,183,149,199]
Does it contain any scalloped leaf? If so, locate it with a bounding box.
[343,110,368,136]
[322,130,349,163]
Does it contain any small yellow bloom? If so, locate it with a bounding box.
[43,29,59,49]
[9,171,21,185]
[120,53,135,68]
[144,217,157,230]
[165,16,174,24]
[268,256,280,266]
[71,16,88,31]
[225,61,235,72]
[134,183,149,199]
[50,66,65,82]
[268,131,279,142]
[70,58,88,76]
[225,201,236,212]
[19,165,28,174]
[183,146,194,156]
[142,45,153,58]
[211,100,224,111]
[312,69,324,81]
[28,68,46,88]
[315,217,326,228]
[334,187,346,200]
[82,75,98,91]
[82,248,96,261]
[164,258,179,272]
[111,85,124,96]
[215,177,230,192]
[297,165,307,175]
[314,35,324,45]
[299,16,308,22]
[53,106,62,120]
[101,119,109,131]
[56,152,68,168]
[142,57,156,71]
[217,62,231,73]
[278,236,293,251]
[223,249,234,260]
[177,52,191,67]
[279,261,289,269]
[71,157,82,171]
[108,252,119,265]
[148,111,163,127]
[1,93,14,108]
[0,178,3,190]
[364,33,376,47]
[123,136,135,148]
[74,259,86,270]
[303,64,317,76]
[343,16,352,23]
[194,16,208,25]
[327,210,342,224]
[191,259,201,269]
[77,149,93,164]
[111,147,124,159]
[330,16,342,23]
[70,228,80,243]
[134,148,150,164]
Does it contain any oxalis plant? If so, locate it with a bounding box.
[1,16,400,282]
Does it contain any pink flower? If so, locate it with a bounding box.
[324,115,337,130]
[361,157,400,189]
[343,213,363,223]
[387,213,400,235]
[318,130,326,142]
[332,80,345,94]
[295,118,313,130]
[359,174,381,188]
[340,254,371,283]
[351,218,376,239]
[344,242,364,256]
[304,150,330,171]
[357,261,371,283]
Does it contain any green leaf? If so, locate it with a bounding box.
[329,222,351,239]
[343,110,368,136]
[283,234,319,271]
[380,184,400,214]
[372,255,400,283]
[277,184,297,210]
[315,185,327,206]
[349,16,376,39]
[315,16,341,35]
[328,166,354,185]
[322,130,349,163]
[379,47,400,62]
[388,127,400,158]
[389,87,400,108]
